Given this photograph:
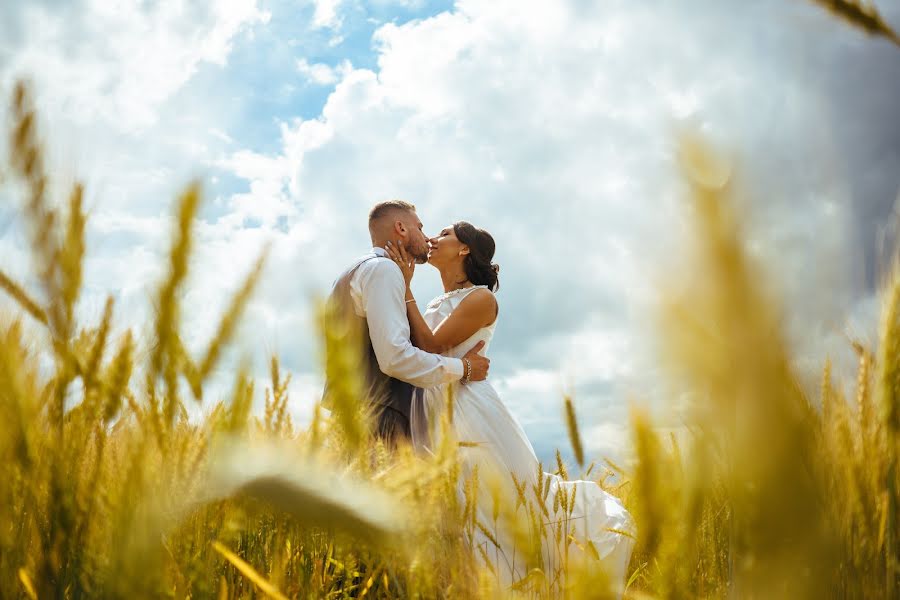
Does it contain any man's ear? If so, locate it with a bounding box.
[394,220,407,235]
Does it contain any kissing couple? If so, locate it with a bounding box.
[322,200,635,592]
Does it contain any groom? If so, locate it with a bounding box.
[322,200,490,446]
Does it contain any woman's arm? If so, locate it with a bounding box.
[405,292,438,351]
[406,288,496,353]
[386,241,498,353]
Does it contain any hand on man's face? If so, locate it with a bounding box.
[406,229,430,264]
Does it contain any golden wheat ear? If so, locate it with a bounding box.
[563,394,585,469]
[810,0,900,47]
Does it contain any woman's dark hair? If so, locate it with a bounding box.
[453,221,500,292]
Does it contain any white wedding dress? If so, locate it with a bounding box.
[409,285,635,593]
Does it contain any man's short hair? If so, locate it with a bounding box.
[368,200,416,229]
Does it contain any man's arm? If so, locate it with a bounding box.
[357,259,465,387]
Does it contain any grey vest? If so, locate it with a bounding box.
[321,255,414,418]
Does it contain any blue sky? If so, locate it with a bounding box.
[1,0,899,466]
[194,1,455,154]
[169,0,456,214]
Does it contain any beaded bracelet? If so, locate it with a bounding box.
[462,358,471,384]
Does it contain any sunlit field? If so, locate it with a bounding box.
[2,4,900,599]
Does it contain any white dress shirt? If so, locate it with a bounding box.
[348,247,465,387]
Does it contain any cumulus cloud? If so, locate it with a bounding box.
[2,0,899,465]
[228,0,899,461]
[311,0,344,30]
[1,0,270,132]
[297,58,353,85]
[0,0,274,411]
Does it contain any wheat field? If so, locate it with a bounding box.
[1,7,900,597]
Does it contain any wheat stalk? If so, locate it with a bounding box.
[152,182,201,426]
[810,0,900,46]
[563,394,585,468]
[195,244,270,393]
[213,541,289,600]
[0,270,47,325]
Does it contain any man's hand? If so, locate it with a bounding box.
[463,340,490,381]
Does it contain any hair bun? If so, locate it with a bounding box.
[453,220,499,292]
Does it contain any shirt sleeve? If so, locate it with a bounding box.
[354,258,464,387]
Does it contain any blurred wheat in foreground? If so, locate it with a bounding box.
[1,75,899,599]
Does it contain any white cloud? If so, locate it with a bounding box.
[2,0,899,463]
[296,58,353,85]
[231,0,898,456]
[2,0,270,133]
[583,422,630,464]
[0,0,274,415]
[311,0,344,30]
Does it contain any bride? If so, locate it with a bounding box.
[385,222,635,594]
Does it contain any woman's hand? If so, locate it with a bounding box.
[385,240,415,289]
